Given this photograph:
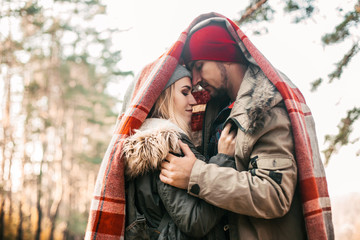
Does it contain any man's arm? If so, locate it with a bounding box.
[161,109,297,219]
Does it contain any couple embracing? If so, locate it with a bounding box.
[86,12,334,240]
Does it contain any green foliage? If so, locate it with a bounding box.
[327,43,359,82]
[284,0,300,11]
[78,153,102,165]
[284,0,315,23]
[77,138,108,165]
[323,107,360,165]
[237,0,360,163]
[310,78,323,92]
[241,3,275,25]
[44,118,52,129]
[237,0,317,34]
[114,70,134,76]
[322,10,359,45]
[65,85,88,98]
[67,211,88,236]
[314,4,360,160]
[316,5,360,86]
[0,0,130,238]
[87,117,104,125]
[25,81,41,96]
[18,2,42,16]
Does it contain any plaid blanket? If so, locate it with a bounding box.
[85,12,334,240]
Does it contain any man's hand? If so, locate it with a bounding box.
[160,140,196,189]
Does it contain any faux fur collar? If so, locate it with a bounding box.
[122,118,182,179]
[230,65,283,134]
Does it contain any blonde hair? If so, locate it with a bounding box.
[150,84,191,137]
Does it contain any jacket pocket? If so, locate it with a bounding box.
[125,215,152,240]
[248,155,294,185]
[249,155,293,170]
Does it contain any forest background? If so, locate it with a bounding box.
[0,0,359,239]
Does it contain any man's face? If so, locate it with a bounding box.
[190,60,228,98]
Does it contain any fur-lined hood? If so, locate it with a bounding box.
[229,65,284,134]
[122,118,183,179]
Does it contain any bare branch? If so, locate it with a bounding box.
[237,0,268,25]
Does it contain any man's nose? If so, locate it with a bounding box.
[192,70,201,86]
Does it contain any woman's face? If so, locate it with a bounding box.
[172,77,197,125]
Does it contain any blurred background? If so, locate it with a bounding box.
[0,0,359,239]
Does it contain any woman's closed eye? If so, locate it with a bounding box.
[181,86,192,96]
[182,90,189,96]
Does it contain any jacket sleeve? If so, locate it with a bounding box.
[208,153,236,169]
[187,106,297,219]
[156,137,227,238]
[156,177,225,238]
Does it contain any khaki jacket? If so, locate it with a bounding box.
[188,65,307,240]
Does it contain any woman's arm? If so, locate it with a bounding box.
[156,177,225,238]
[156,137,229,238]
[208,123,237,168]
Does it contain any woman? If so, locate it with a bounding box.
[123,65,236,240]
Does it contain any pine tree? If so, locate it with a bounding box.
[235,0,360,164]
[0,0,130,238]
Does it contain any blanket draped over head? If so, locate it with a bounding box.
[85,12,334,240]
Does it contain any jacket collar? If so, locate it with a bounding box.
[229,65,283,134]
[123,118,183,178]
[139,118,185,134]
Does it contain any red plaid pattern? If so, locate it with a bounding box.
[86,13,334,240]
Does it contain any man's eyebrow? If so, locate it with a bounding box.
[187,61,195,70]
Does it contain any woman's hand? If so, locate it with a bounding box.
[217,123,237,157]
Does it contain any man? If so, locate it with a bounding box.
[160,15,334,240]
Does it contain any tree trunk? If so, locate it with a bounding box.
[1,58,11,183]
[7,134,15,221]
[49,159,63,240]
[16,200,23,240]
[18,70,30,240]
[49,198,61,240]
[0,197,4,240]
[35,135,46,240]
[35,173,42,240]
[1,52,14,238]
[48,30,65,240]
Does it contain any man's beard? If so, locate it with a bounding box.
[212,62,229,99]
[211,87,227,98]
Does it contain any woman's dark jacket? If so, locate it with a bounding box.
[122,118,235,239]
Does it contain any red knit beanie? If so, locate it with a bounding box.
[182,24,246,65]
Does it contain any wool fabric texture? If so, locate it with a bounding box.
[164,64,191,90]
[85,12,334,240]
[182,24,245,64]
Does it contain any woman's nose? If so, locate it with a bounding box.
[189,94,197,105]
